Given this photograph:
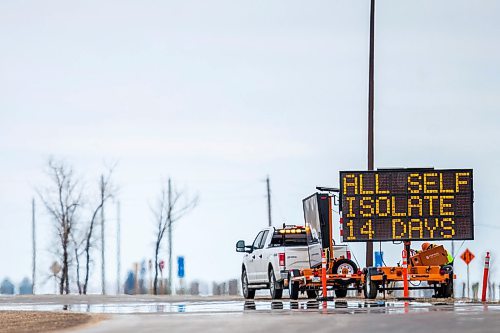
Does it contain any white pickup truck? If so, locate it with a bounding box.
[236,225,352,299]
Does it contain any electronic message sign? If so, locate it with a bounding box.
[340,169,473,242]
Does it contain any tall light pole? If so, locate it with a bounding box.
[366,0,375,267]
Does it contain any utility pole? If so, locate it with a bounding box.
[167,178,173,295]
[100,175,106,295]
[32,198,36,294]
[366,0,375,267]
[116,201,121,294]
[266,175,272,227]
[266,175,273,226]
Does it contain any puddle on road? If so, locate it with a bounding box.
[0,300,498,315]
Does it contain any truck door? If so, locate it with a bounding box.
[246,231,265,282]
[253,230,270,282]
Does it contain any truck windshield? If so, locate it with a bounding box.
[270,232,308,247]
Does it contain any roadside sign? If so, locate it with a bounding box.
[159,260,165,271]
[177,256,185,278]
[50,261,61,275]
[375,251,384,267]
[460,248,475,299]
[460,248,475,265]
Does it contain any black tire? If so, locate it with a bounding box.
[242,268,255,299]
[288,274,300,300]
[335,288,348,298]
[363,270,378,299]
[269,268,283,299]
[440,277,453,298]
[332,259,358,286]
[434,268,453,298]
[306,290,317,299]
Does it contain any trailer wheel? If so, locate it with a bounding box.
[332,259,358,286]
[439,277,453,298]
[335,288,348,298]
[269,268,283,299]
[363,270,378,299]
[306,290,317,299]
[242,268,255,299]
[288,273,300,300]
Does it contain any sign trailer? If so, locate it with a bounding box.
[339,168,474,299]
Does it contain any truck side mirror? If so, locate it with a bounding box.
[236,240,246,252]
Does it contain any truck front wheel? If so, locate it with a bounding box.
[269,268,283,299]
[242,268,255,299]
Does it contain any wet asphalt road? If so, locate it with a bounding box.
[1,296,499,333]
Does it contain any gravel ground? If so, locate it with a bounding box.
[0,311,98,333]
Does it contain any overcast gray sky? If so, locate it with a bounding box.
[1,0,499,294]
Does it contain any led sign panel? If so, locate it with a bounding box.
[340,169,473,242]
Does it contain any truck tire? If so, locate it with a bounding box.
[335,288,348,298]
[288,274,300,300]
[363,270,378,299]
[269,268,283,299]
[332,259,358,286]
[306,290,317,299]
[242,268,255,299]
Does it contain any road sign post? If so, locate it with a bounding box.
[159,260,165,294]
[460,248,475,299]
[177,256,185,294]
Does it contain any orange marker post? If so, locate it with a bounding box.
[322,250,327,299]
[402,249,409,298]
[481,252,490,302]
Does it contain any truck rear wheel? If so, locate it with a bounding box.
[288,273,300,300]
[269,268,283,299]
[335,288,348,298]
[242,268,255,299]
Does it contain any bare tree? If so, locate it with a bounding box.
[68,167,117,295]
[152,178,198,295]
[38,158,82,294]
[72,235,84,294]
[83,169,115,294]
